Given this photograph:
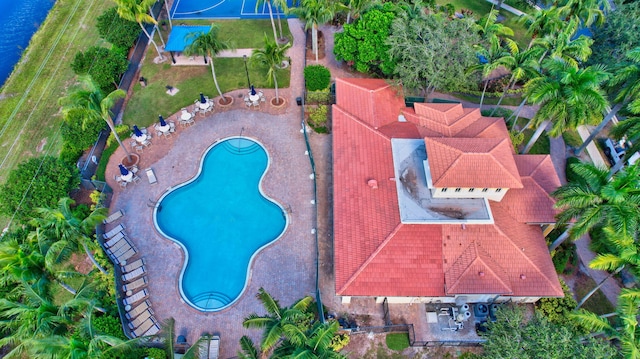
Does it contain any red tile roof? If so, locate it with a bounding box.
[332,78,562,299]
[425,137,523,189]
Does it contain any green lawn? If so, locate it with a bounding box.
[123,49,290,128]
[170,19,291,48]
[522,128,550,154]
[435,0,531,48]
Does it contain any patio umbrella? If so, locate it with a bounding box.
[200,93,207,104]
[250,85,256,96]
[133,125,143,137]
[159,115,167,127]
[119,164,129,176]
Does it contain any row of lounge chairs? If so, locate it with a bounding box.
[103,211,159,338]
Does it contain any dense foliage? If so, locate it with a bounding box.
[304,65,331,91]
[477,306,617,358]
[96,7,141,50]
[589,1,640,68]
[0,156,79,223]
[71,46,129,93]
[60,108,106,166]
[334,4,396,76]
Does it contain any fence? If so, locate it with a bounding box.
[349,324,484,347]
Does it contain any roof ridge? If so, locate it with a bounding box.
[338,78,391,93]
[334,105,393,142]
[489,139,524,187]
[446,242,512,294]
[336,223,404,294]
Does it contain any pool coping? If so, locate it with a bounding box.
[152,136,290,312]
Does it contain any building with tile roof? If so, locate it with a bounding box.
[332,78,563,305]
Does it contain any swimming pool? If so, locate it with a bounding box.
[154,137,287,311]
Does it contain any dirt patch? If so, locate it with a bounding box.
[70,188,95,206]
[344,332,482,359]
[69,252,94,275]
[36,138,47,152]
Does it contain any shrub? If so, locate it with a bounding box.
[329,331,350,351]
[0,156,79,223]
[93,315,126,340]
[61,108,105,153]
[304,65,331,91]
[481,107,514,120]
[385,333,409,351]
[536,278,588,333]
[146,348,166,359]
[509,131,525,151]
[565,157,583,183]
[71,46,128,93]
[306,89,331,104]
[96,7,141,50]
[307,105,329,133]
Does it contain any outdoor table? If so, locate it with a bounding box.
[134,134,147,143]
[121,172,133,182]
[181,111,192,121]
[158,124,171,133]
[249,93,260,102]
[198,101,211,110]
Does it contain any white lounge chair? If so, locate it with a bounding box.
[128,309,153,329]
[123,276,147,293]
[103,210,124,224]
[143,323,161,336]
[199,334,220,359]
[121,258,145,273]
[126,300,151,320]
[110,241,133,258]
[106,237,128,253]
[145,168,157,184]
[122,266,145,282]
[132,317,157,337]
[103,224,125,239]
[116,248,137,264]
[104,232,126,248]
[123,288,148,306]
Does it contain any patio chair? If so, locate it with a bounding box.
[103,224,125,239]
[135,145,144,154]
[122,266,145,282]
[116,247,137,265]
[126,300,152,320]
[132,175,141,184]
[103,209,124,224]
[106,237,129,254]
[142,139,152,147]
[131,317,158,337]
[199,334,220,359]
[123,288,149,306]
[104,232,126,248]
[121,258,145,273]
[123,276,148,294]
[128,309,153,329]
[145,168,157,184]
[143,322,161,337]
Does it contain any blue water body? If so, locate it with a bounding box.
[154,138,287,311]
[0,0,56,87]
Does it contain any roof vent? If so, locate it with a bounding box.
[478,271,485,277]
[461,224,466,230]
[368,179,379,189]
[520,274,526,280]
[398,114,407,122]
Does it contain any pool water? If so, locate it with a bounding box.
[154,138,286,311]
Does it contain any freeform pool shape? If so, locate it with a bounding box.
[154,137,287,311]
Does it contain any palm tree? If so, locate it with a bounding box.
[290,0,337,62]
[256,0,280,44]
[114,0,164,60]
[184,24,234,104]
[243,287,314,353]
[549,162,640,251]
[237,336,261,359]
[155,317,212,359]
[489,44,541,116]
[274,321,347,359]
[571,288,640,358]
[532,19,593,67]
[252,35,292,105]
[521,58,609,154]
[575,227,640,309]
[30,197,108,274]
[474,8,515,47]
[575,47,640,155]
[466,41,511,110]
[59,75,131,163]
[519,6,563,49]
[342,0,376,24]
[558,0,610,27]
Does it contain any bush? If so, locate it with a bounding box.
[61,108,105,152]
[536,278,589,333]
[509,131,525,151]
[0,156,79,223]
[481,107,514,120]
[306,89,331,104]
[552,242,576,274]
[565,157,583,183]
[329,331,350,351]
[146,348,166,359]
[96,7,141,50]
[93,315,126,340]
[71,46,128,93]
[304,65,331,91]
[385,333,409,351]
[307,105,329,133]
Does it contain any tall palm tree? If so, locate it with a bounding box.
[272,0,291,41]
[290,0,337,62]
[30,197,108,274]
[558,0,610,27]
[489,44,541,116]
[549,162,640,251]
[243,287,314,353]
[274,321,347,359]
[114,0,164,60]
[251,35,292,105]
[571,288,640,358]
[184,24,234,104]
[256,0,280,44]
[532,19,593,67]
[575,227,640,309]
[521,58,609,154]
[576,47,640,155]
[237,336,260,359]
[466,41,511,110]
[519,6,563,50]
[155,317,208,359]
[342,0,376,24]
[474,8,515,47]
[59,75,131,163]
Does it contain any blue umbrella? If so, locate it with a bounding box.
[159,115,167,127]
[133,125,143,137]
[118,164,129,176]
[200,93,207,104]
[250,85,256,96]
